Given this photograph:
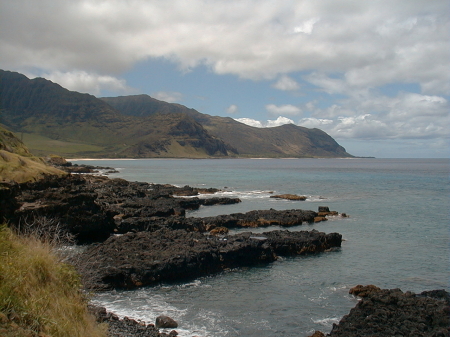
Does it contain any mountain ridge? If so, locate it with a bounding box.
[0,70,353,158]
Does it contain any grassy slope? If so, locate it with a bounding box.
[0,126,66,183]
[21,132,106,157]
[0,226,107,337]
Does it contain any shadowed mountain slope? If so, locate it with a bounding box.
[0,70,236,158]
[102,94,352,158]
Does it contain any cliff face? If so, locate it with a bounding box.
[1,70,353,158]
[103,94,353,158]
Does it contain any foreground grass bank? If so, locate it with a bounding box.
[0,226,107,337]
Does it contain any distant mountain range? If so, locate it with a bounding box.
[0,70,353,158]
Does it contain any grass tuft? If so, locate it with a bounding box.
[0,225,107,337]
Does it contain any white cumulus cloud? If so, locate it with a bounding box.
[235,116,294,128]
[235,118,263,128]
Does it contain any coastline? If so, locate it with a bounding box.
[1,159,448,336]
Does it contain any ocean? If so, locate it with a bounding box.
[71,158,449,336]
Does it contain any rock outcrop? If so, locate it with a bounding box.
[270,194,307,200]
[75,228,342,290]
[5,174,349,244]
[5,175,241,242]
[323,286,450,337]
[90,305,175,337]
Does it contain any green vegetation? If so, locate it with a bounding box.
[21,132,105,157]
[0,226,107,337]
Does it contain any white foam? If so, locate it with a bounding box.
[312,316,340,327]
[203,190,274,199]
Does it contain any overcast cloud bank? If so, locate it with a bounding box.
[1,0,448,157]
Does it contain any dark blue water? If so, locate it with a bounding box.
[72,158,450,336]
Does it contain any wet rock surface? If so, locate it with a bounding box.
[322,286,450,337]
[89,305,175,337]
[76,228,341,290]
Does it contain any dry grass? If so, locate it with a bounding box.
[0,225,107,337]
[0,150,66,183]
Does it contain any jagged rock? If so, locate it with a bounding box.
[270,194,307,201]
[263,230,342,256]
[155,316,178,329]
[75,228,276,289]
[209,227,229,235]
[308,332,326,337]
[4,174,240,242]
[75,228,341,290]
[113,208,320,234]
[89,305,177,336]
[197,209,318,229]
[349,284,381,297]
[327,287,450,337]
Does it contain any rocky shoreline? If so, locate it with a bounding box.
[1,170,448,336]
[309,285,449,337]
[76,228,341,290]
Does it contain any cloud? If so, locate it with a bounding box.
[1,0,448,94]
[226,104,238,114]
[1,0,448,157]
[30,70,132,96]
[272,75,300,91]
[266,116,295,127]
[152,91,184,103]
[235,116,294,128]
[298,92,449,140]
[235,118,263,128]
[293,18,320,34]
[266,104,302,116]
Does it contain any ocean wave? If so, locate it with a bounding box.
[199,190,331,203]
[312,316,340,327]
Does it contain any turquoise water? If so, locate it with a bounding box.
[72,158,450,336]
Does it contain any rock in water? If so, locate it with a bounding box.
[270,194,307,200]
[75,228,342,289]
[155,315,178,329]
[328,287,450,336]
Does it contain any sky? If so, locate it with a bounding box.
[1,0,449,158]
